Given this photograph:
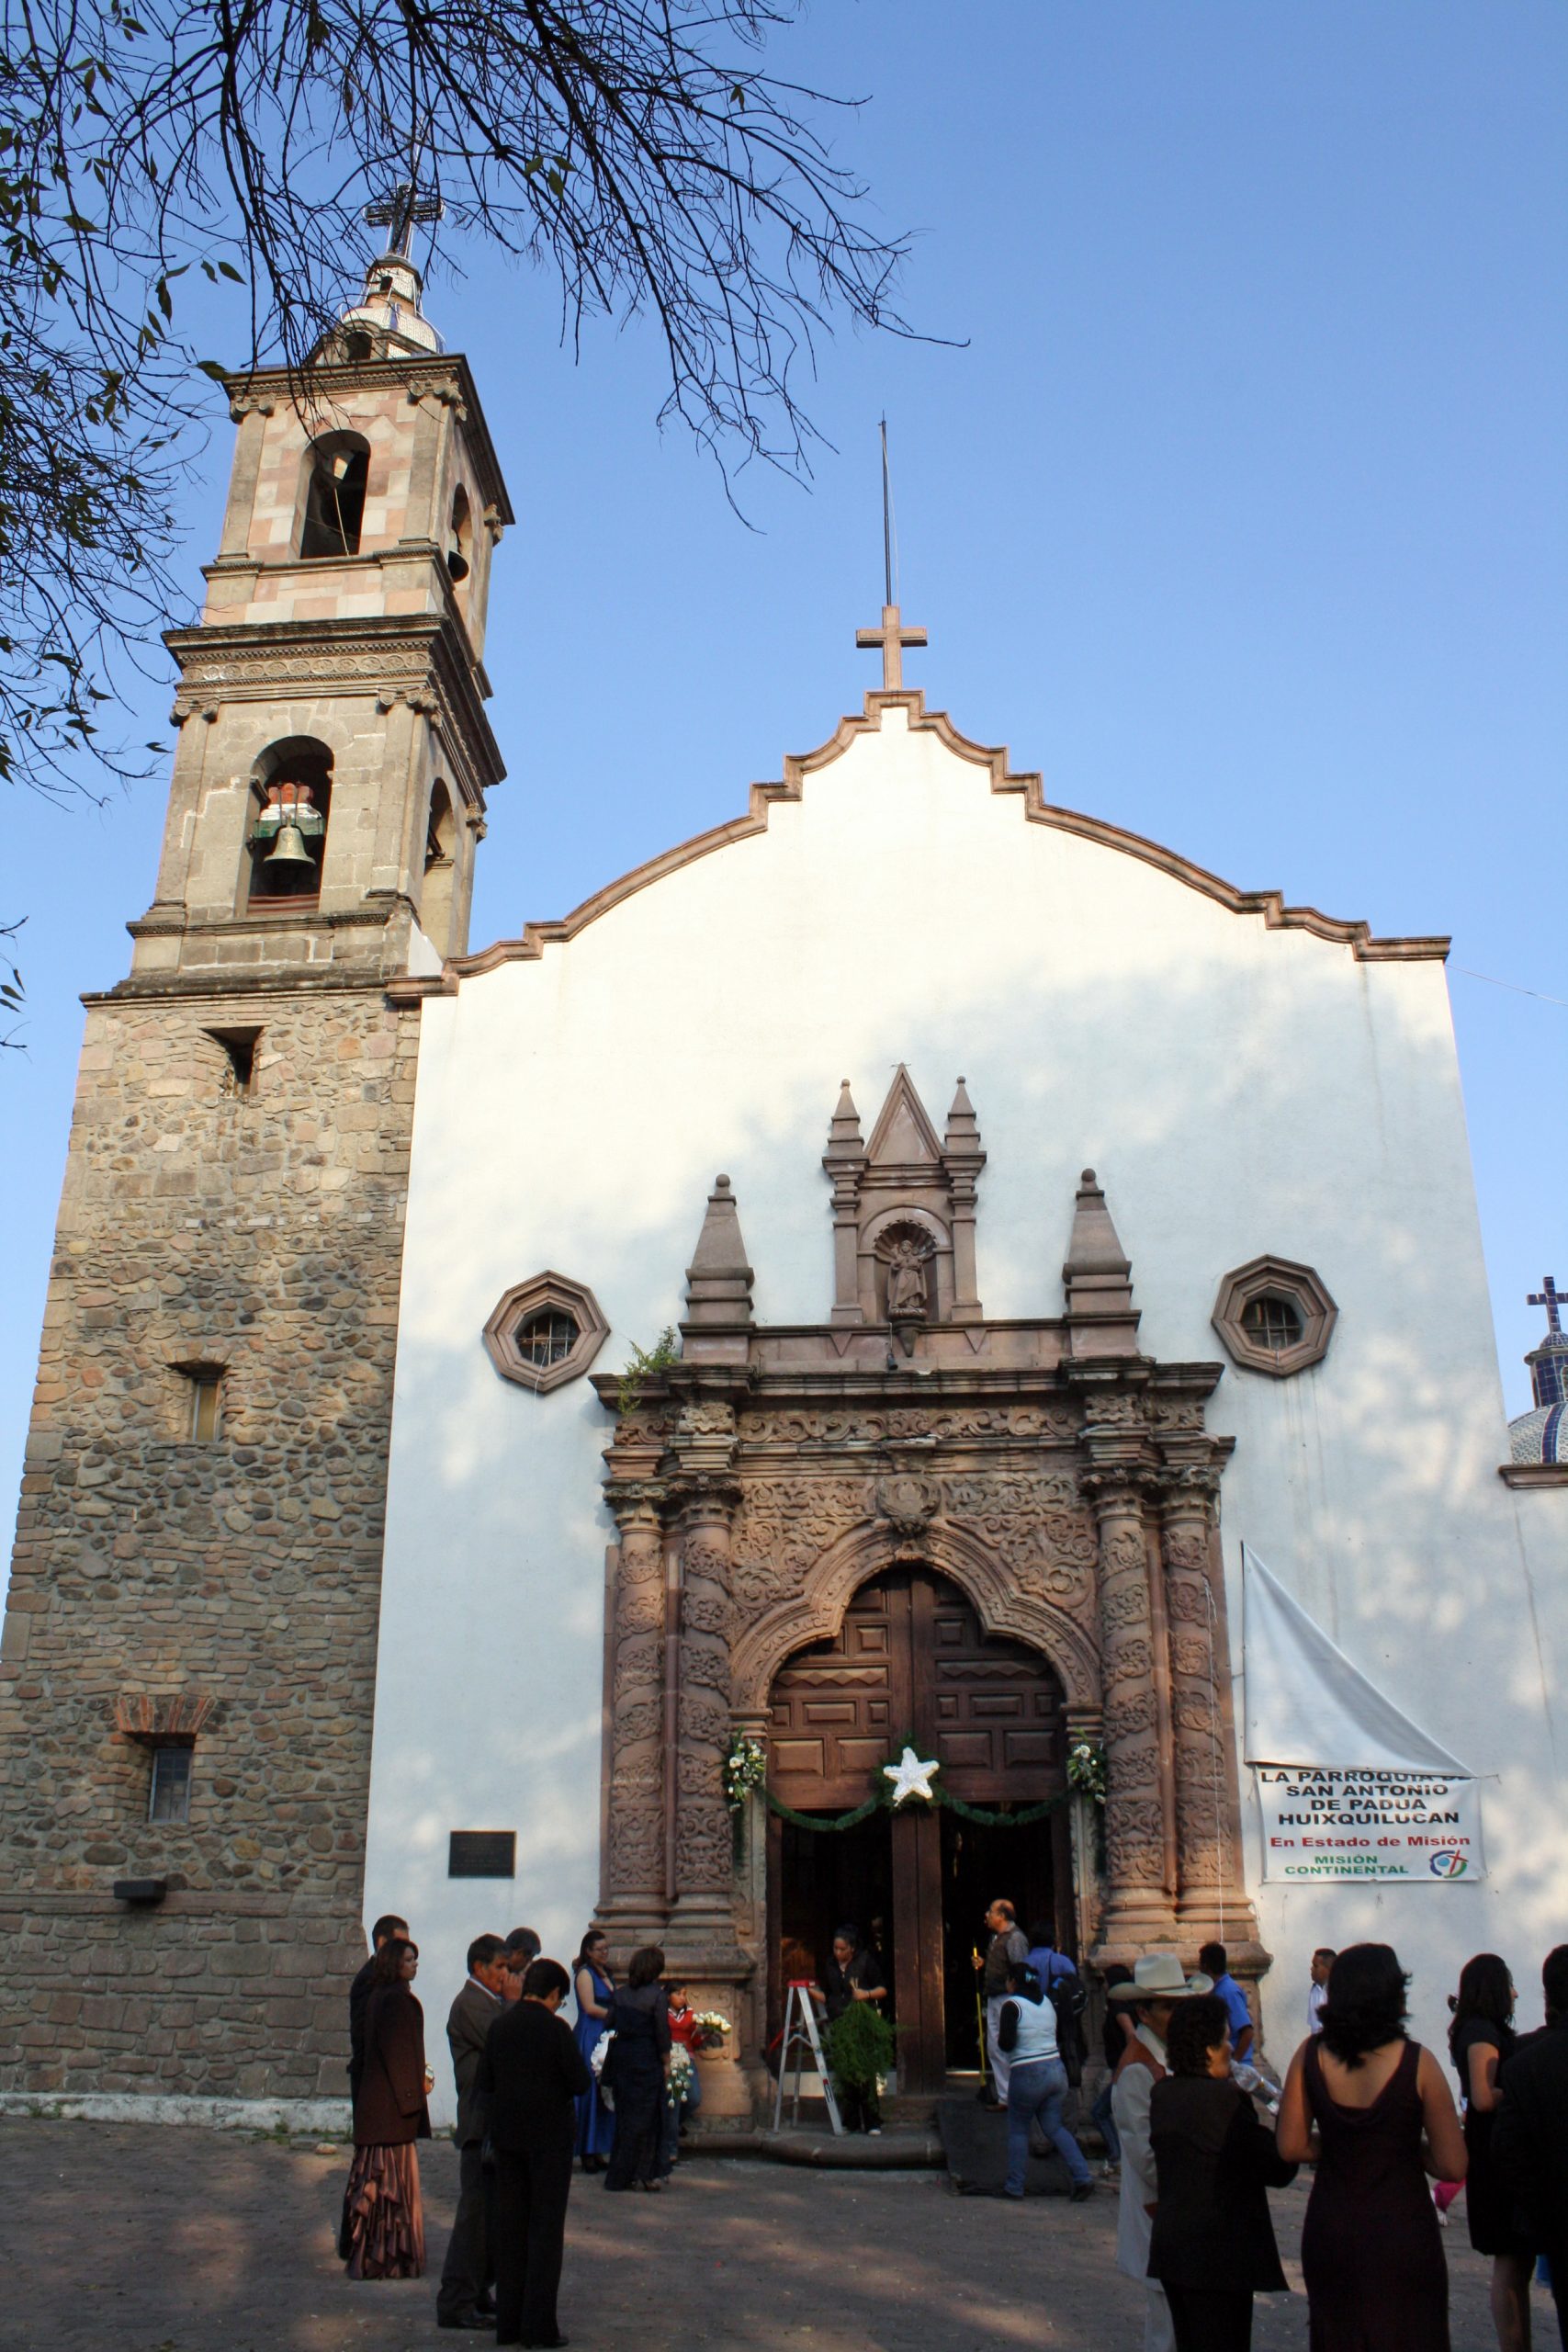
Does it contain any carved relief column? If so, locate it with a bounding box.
[1083,1458,1179,1951]
[669,1476,742,1954]
[666,1389,752,2119]
[599,1479,670,1944]
[1157,1450,1260,1955]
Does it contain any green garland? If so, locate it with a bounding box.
[747,1730,1075,1835]
[765,1783,1069,1835]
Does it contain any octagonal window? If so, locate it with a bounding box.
[483,1272,608,1394]
[1213,1255,1337,1378]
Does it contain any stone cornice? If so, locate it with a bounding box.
[386,689,1450,1004]
[590,1353,1226,1419]
[1499,1463,1568,1488]
[220,355,513,524]
[164,612,504,803]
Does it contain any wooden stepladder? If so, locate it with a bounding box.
[773,1979,843,2134]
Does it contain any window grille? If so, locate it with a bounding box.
[1240,1294,1303,1351]
[514,1311,579,1369]
[149,1747,193,1826]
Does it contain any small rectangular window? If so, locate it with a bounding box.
[447,1830,516,1880]
[185,1369,222,1442]
[149,1747,192,1826]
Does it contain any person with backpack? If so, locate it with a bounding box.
[1027,1921,1088,2093]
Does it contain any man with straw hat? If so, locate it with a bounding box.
[1109,1953,1213,2352]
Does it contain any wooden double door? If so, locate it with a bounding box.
[767,1567,1071,2092]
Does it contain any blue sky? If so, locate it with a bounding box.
[3,0,1564,1560]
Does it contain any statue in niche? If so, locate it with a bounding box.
[884,1233,932,1322]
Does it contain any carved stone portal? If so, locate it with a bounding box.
[591,1152,1263,2113]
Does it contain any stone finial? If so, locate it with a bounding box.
[824,1080,865,1165]
[1063,1167,1140,1358]
[682,1174,755,1332]
[944,1077,982,1155]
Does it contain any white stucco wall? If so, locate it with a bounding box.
[367,699,1565,2120]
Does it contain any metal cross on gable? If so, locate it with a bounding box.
[1529,1275,1566,1336]
[363,179,443,258]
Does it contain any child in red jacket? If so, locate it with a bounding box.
[658,1980,706,2177]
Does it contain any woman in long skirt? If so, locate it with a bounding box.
[343,1937,432,2278]
[571,1928,616,2172]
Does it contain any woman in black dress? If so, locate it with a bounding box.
[1279,1942,1468,2352]
[1450,1952,1534,2352]
[1148,1993,1297,2352]
[603,1944,671,2192]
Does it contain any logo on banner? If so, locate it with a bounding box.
[1429,1851,1469,1879]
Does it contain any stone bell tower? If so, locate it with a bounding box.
[0,245,510,2111]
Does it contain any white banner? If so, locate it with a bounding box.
[1257,1766,1484,1883]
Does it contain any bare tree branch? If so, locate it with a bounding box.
[0,0,931,797]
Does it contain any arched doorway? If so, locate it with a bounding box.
[766,1566,1071,2093]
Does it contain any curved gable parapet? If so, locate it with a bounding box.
[386,688,1449,1002]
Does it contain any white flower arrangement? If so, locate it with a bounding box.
[693,2010,731,2036]
[1066,1739,1108,1805]
[590,2030,614,2079]
[723,1732,768,1810]
[667,2046,695,2106]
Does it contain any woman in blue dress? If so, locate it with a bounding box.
[571,1928,615,2171]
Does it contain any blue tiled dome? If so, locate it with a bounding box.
[1509,1402,1568,1465]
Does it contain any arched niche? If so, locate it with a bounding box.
[421,780,458,955]
[243,737,333,908]
[446,482,473,600]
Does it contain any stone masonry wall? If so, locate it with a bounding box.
[0,980,419,2098]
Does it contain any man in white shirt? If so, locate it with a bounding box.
[1110,1952,1213,2352]
[1307,1946,1336,2035]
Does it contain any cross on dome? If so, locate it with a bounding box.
[364,180,443,258]
[856,604,928,692]
[1529,1275,1566,1337]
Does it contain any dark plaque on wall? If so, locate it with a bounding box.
[447,1830,516,1880]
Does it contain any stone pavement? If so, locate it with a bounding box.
[0,2118,1530,2352]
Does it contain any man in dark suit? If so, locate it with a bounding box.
[348,1912,408,2106]
[476,1956,590,2352]
[1495,1944,1568,2351]
[436,1931,510,2331]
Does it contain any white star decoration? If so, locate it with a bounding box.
[883,1746,942,1806]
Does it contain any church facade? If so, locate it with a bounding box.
[2,268,1563,2123]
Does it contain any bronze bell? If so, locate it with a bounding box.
[264,819,314,872]
[446,538,470,584]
